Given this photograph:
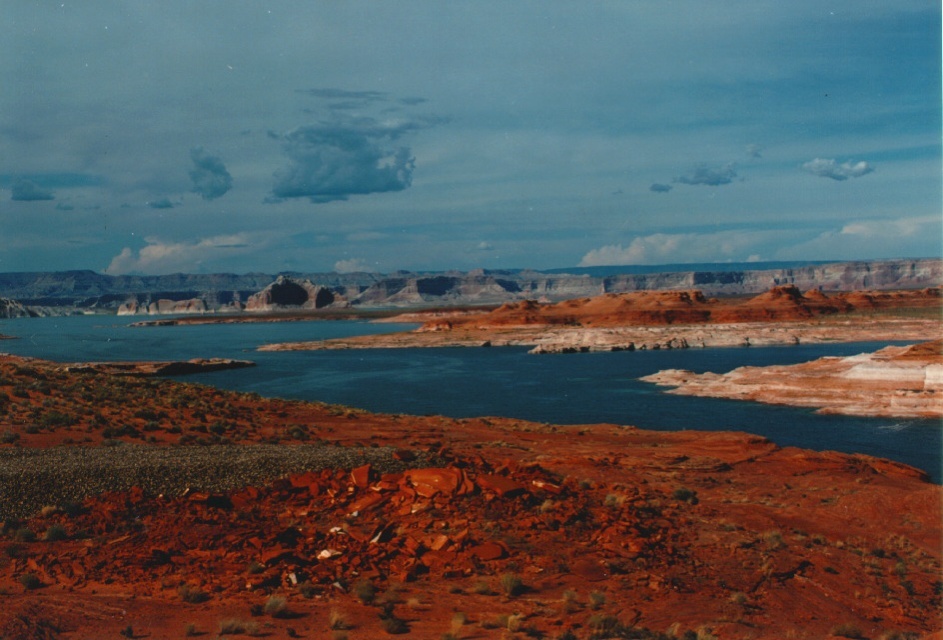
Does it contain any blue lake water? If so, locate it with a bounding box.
[1,315,939,482]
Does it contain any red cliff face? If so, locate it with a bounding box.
[423,286,940,330]
[0,355,939,639]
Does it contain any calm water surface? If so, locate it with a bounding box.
[1,315,939,482]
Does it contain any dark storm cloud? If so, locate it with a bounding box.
[271,124,414,203]
[649,183,673,193]
[675,163,738,186]
[148,198,175,209]
[11,179,54,201]
[800,158,874,181]
[270,115,443,204]
[188,147,233,200]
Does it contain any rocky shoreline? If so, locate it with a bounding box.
[258,316,939,354]
[641,341,943,418]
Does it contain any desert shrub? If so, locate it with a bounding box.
[762,530,785,550]
[246,561,265,575]
[19,573,41,590]
[380,616,409,634]
[218,618,246,635]
[831,623,865,639]
[672,487,698,504]
[352,579,376,604]
[119,625,134,638]
[0,430,19,444]
[39,411,74,428]
[500,572,525,597]
[471,580,492,595]
[729,591,747,605]
[43,524,68,542]
[264,595,288,618]
[4,543,26,559]
[588,590,606,610]
[13,528,36,542]
[178,584,210,604]
[587,614,621,636]
[328,609,349,630]
[184,623,198,637]
[298,581,317,598]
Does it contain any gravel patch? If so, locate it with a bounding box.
[0,444,437,520]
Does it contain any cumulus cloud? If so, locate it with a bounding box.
[800,158,874,181]
[779,215,940,261]
[270,120,424,203]
[334,258,373,273]
[477,241,494,251]
[578,229,785,266]
[188,147,232,200]
[11,179,54,201]
[675,163,737,186]
[105,234,253,275]
[649,183,672,193]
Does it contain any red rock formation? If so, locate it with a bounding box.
[418,285,939,330]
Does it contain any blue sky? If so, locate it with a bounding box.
[2,2,940,274]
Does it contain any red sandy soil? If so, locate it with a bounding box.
[0,355,940,639]
[642,340,943,419]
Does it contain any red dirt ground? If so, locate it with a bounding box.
[0,349,939,638]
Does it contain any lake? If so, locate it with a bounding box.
[1,314,939,482]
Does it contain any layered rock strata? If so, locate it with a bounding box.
[642,341,943,418]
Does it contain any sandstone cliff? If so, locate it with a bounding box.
[244,275,347,312]
[0,258,938,313]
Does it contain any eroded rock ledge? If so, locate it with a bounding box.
[642,340,943,418]
[60,358,255,377]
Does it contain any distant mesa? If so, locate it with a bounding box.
[420,284,941,330]
[0,258,939,316]
[244,275,347,312]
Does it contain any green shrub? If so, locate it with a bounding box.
[588,590,606,610]
[499,572,525,597]
[178,584,210,604]
[44,524,68,542]
[352,579,376,604]
[13,528,35,542]
[264,595,288,618]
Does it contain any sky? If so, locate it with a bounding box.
[1,2,940,275]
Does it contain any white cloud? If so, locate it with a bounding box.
[334,258,373,273]
[578,230,780,266]
[777,215,941,261]
[800,158,874,181]
[105,234,254,275]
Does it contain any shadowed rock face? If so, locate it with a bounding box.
[245,276,343,311]
[269,279,311,306]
